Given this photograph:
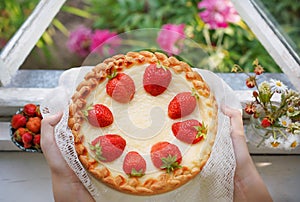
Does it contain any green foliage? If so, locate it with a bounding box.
[87,0,197,32]
[1,0,298,73]
[0,0,39,48]
[259,0,300,56]
[86,0,283,72]
[0,0,91,62]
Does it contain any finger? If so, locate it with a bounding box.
[221,104,242,119]
[221,105,244,137]
[41,112,63,152]
[41,112,63,139]
[222,106,250,156]
[45,112,64,126]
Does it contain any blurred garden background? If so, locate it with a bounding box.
[0,0,299,72]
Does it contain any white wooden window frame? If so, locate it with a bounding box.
[0,0,66,86]
[232,0,300,91]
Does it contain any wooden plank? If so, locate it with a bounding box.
[1,87,295,153]
[0,87,282,117]
[232,0,300,91]
[0,88,53,117]
[1,120,300,153]
[0,0,66,86]
[0,122,19,150]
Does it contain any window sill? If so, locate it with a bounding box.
[0,70,298,154]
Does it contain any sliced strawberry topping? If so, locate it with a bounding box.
[172,119,207,144]
[150,141,182,173]
[106,72,135,103]
[143,64,172,96]
[84,104,113,127]
[168,92,197,119]
[123,151,146,177]
[90,134,126,162]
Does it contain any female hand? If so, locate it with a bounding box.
[222,106,272,202]
[41,112,94,202]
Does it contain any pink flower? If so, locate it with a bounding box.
[67,26,92,57]
[0,38,7,49]
[157,24,185,55]
[90,30,121,56]
[198,0,240,29]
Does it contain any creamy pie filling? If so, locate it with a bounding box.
[79,63,217,183]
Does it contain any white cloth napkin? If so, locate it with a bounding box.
[41,67,241,202]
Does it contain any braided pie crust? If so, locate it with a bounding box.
[68,51,218,195]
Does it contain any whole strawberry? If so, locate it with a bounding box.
[246,76,256,88]
[123,151,146,177]
[11,114,27,129]
[172,119,207,144]
[22,132,33,149]
[143,64,172,96]
[150,141,182,173]
[23,103,37,117]
[168,92,197,119]
[13,127,28,143]
[26,117,41,133]
[90,134,126,162]
[35,105,43,118]
[84,104,113,127]
[33,134,41,149]
[106,72,135,103]
[261,117,272,128]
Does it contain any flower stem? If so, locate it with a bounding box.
[277,128,288,139]
[272,127,277,139]
[257,131,269,147]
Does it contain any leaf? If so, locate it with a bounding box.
[62,6,93,19]
[52,19,69,36]
[160,154,182,173]
[130,168,145,177]
[107,69,117,79]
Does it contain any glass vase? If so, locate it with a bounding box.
[247,116,273,147]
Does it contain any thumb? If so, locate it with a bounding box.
[41,112,63,134]
[222,105,250,155]
[221,105,244,137]
[44,112,63,126]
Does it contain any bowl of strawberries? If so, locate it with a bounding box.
[10,103,43,152]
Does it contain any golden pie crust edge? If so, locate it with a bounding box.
[68,51,218,195]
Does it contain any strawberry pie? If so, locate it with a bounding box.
[68,51,218,195]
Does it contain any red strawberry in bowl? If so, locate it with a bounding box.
[26,117,41,133]
[150,141,182,173]
[106,72,135,103]
[84,104,113,127]
[123,151,146,177]
[143,64,172,96]
[89,134,126,162]
[172,119,207,144]
[35,105,43,118]
[11,114,27,129]
[168,92,197,119]
[23,103,37,117]
[22,132,33,149]
[33,134,41,149]
[13,127,28,143]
